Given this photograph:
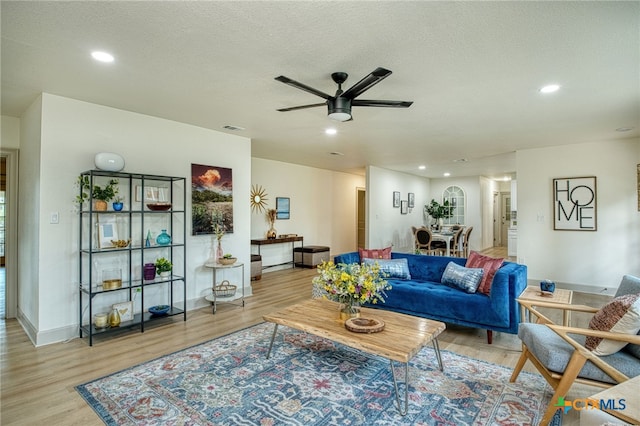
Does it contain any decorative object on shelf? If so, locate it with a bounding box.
[102,268,122,290]
[312,261,390,322]
[112,196,124,211]
[213,279,237,298]
[94,152,125,172]
[112,301,133,322]
[540,279,556,296]
[552,176,597,231]
[143,263,156,280]
[276,197,290,219]
[218,254,237,265]
[250,184,268,213]
[212,222,225,261]
[149,305,170,316]
[110,239,130,248]
[97,220,118,248]
[76,175,119,211]
[191,163,234,235]
[156,229,171,246]
[108,307,121,327]
[146,202,171,211]
[425,199,453,230]
[93,313,108,328]
[345,317,385,333]
[155,257,172,280]
[145,230,152,247]
[265,208,277,239]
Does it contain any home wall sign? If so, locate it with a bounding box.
[553,176,597,231]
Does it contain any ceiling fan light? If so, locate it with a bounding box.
[328,112,351,121]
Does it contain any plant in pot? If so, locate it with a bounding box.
[155,257,172,280]
[265,208,277,239]
[112,196,124,211]
[219,253,237,266]
[425,199,453,230]
[76,176,119,211]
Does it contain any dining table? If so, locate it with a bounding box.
[431,231,456,256]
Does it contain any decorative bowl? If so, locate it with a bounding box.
[147,203,172,211]
[149,305,170,316]
[218,257,237,265]
[111,239,131,248]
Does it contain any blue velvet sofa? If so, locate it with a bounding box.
[332,251,528,343]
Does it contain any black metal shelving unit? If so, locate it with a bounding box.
[78,170,187,345]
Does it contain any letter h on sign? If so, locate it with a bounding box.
[553,176,597,231]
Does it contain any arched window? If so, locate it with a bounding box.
[443,186,465,225]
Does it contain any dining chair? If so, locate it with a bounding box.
[414,227,443,255]
[462,226,473,257]
[509,275,640,425]
[450,227,465,257]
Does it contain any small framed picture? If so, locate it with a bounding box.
[276,197,290,220]
[393,191,401,208]
[113,301,133,322]
[401,200,408,214]
[98,220,118,248]
[408,193,415,208]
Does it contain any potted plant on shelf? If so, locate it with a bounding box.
[219,253,237,266]
[112,196,124,211]
[155,257,172,280]
[76,176,119,211]
[425,199,453,230]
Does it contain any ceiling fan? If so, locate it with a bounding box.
[275,67,413,122]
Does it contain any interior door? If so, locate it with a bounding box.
[500,192,511,247]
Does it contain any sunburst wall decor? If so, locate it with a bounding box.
[250,184,268,213]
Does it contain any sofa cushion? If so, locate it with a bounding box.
[358,246,392,260]
[363,257,411,280]
[585,293,640,356]
[466,251,504,295]
[441,261,484,293]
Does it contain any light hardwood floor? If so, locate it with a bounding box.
[0,249,610,425]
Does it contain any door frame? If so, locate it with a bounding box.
[1,148,18,318]
[356,187,366,249]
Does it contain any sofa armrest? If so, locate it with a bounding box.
[333,251,360,265]
[489,262,528,326]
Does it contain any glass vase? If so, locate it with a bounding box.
[217,239,223,260]
[339,302,361,321]
[156,229,171,246]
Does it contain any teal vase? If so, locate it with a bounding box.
[156,229,171,246]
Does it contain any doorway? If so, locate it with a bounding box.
[1,150,18,319]
[356,188,366,249]
[493,191,511,247]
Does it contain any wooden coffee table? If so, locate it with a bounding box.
[263,298,446,415]
[519,286,574,326]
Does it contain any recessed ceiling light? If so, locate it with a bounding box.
[443,172,451,177]
[616,127,634,132]
[539,84,560,94]
[91,51,114,63]
[325,128,337,135]
[418,165,426,170]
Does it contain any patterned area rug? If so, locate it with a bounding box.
[76,322,557,425]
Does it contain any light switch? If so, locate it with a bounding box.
[50,212,59,224]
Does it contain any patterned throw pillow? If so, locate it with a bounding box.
[441,261,484,294]
[465,251,504,295]
[585,293,640,356]
[363,258,411,280]
[358,246,392,260]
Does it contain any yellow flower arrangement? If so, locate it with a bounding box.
[312,261,391,307]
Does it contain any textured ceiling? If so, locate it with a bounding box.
[2,1,639,178]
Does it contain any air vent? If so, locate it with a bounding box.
[222,125,245,131]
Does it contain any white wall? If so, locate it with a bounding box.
[367,165,430,252]
[21,93,251,345]
[2,116,21,148]
[251,158,364,266]
[517,139,640,292]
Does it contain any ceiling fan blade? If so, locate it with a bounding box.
[275,76,332,100]
[277,102,327,112]
[352,99,413,108]
[341,67,392,100]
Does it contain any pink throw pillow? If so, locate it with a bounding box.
[465,251,504,295]
[358,246,392,260]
